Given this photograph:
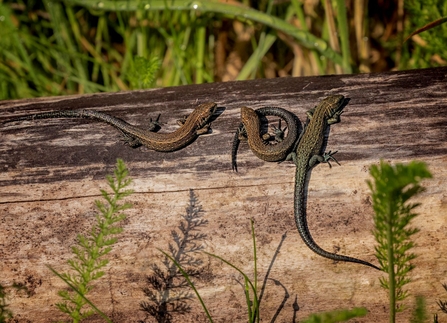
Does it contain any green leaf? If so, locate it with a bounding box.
[404,16,447,43]
[302,307,368,323]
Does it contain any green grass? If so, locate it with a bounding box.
[402,1,447,69]
[163,219,368,323]
[1,1,435,100]
[0,284,13,323]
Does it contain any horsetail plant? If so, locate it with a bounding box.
[367,160,432,323]
[49,159,133,323]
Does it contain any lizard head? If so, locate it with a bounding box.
[240,106,258,124]
[193,102,218,126]
[240,106,264,135]
[324,95,346,119]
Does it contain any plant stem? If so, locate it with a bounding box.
[48,266,113,323]
[387,202,396,323]
[334,0,352,73]
[251,219,259,322]
[159,249,214,323]
[195,25,206,84]
[290,0,324,74]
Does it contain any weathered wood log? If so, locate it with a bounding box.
[1,67,447,322]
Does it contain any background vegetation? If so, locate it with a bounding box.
[1,1,445,321]
[0,0,445,100]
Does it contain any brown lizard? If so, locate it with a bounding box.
[232,106,301,171]
[2,102,217,152]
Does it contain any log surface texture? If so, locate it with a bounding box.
[1,67,447,322]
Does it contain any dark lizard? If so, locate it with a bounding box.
[231,106,301,171]
[2,102,217,152]
[291,95,380,270]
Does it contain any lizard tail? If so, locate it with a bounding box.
[3,110,88,123]
[3,109,142,135]
[294,167,381,271]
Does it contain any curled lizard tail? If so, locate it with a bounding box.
[294,165,381,271]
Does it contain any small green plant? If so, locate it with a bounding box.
[161,218,260,323]
[203,219,260,323]
[435,283,447,320]
[49,158,133,323]
[127,56,162,89]
[368,160,432,323]
[301,307,367,323]
[410,295,428,323]
[0,283,13,322]
[162,219,369,322]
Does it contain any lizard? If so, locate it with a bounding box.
[231,106,301,171]
[2,102,217,152]
[290,95,381,270]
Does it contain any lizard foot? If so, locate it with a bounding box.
[270,118,287,143]
[322,150,340,168]
[148,114,161,132]
[120,133,142,148]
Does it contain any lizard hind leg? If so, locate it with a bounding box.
[120,132,142,148]
[148,113,162,131]
[307,151,340,169]
[269,118,288,143]
[322,150,340,168]
[118,113,160,148]
[121,133,143,148]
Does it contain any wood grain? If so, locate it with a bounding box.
[1,67,447,322]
